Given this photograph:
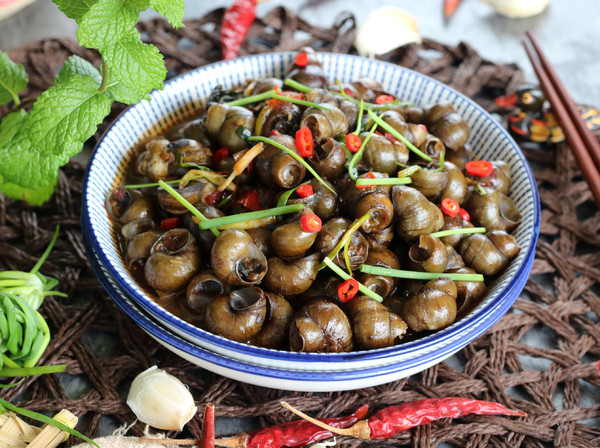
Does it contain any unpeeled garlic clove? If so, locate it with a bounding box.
[354,6,421,58]
[126,366,197,431]
[478,0,550,18]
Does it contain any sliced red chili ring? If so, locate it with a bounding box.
[459,207,471,222]
[212,147,230,168]
[160,217,181,231]
[294,52,309,67]
[338,278,359,302]
[296,184,314,198]
[270,129,281,136]
[345,133,362,153]
[300,213,322,233]
[441,197,460,218]
[465,160,493,177]
[375,94,394,105]
[343,87,354,97]
[295,126,314,157]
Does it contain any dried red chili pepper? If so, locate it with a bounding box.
[236,189,262,211]
[205,190,226,207]
[338,279,360,302]
[282,397,526,440]
[199,403,215,448]
[441,198,460,218]
[466,160,494,177]
[295,126,314,157]
[215,404,368,448]
[220,0,257,60]
[159,216,181,231]
[300,213,322,233]
[212,147,230,168]
[459,207,470,222]
[375,94,394,105]
[346,133,362,153]
[296,184,314,198]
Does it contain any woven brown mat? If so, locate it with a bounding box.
[1,6,600,448]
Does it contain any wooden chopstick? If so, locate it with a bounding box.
[523,32,600,207]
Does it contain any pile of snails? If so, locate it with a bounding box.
[106,48,522,353]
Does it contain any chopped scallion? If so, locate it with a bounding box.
[366,109,432,162]
[319,211,372,270]
[355,177,412,186]
[359,264,485,282]
[157,180,220,237]
[348,121,378,181]
[198,203,304,230]
[429,227,486,238]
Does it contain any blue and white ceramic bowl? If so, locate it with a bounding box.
[82,53,540,382]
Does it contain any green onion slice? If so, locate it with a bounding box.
[277,181,311,207]
[359,264,485,282]
[366,109,432,162]
[283,78,312,93]
[198,203,305,230]
[355,177,412,186]
[319,212,372,270]
[157,180,220,237]
[429,227,487,239]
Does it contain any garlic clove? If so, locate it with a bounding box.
[126,366,197,431]
[478,0,550,18]
[354,6,421,58]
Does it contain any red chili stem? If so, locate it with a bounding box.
[215,404,369,448]
[199,403,215,448]
[220,0,257,60]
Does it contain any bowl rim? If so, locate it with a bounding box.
[82,51,541,363]
[83,214,536,382]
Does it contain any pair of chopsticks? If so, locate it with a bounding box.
[523,32,600,207]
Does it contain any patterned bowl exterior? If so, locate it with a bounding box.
[83,52,540,374]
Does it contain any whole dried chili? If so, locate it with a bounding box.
[282,397,526,440]
[215,404,368,448]
[199,403,215,448]
[220,0,257,60]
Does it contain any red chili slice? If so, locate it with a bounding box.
[346,133,362,153]
[270,129,281,136]
[236,190,262,211]
[459,207,471,222]
[384,132,401,145]
[212,147,230,168]
[294,52,309,67]
[160,217,181,231]
[343,87,354,98]
[296,184,314,198]
[465,160,493,177]
[375,95,394,105]
[441,198,460,218]
[338,279,359,302]
[205,190,226,207]
[295,126,314,157]
[300,213,322,233]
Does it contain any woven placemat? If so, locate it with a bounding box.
[1,6,600,448]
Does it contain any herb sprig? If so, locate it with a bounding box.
[0,0,184,205]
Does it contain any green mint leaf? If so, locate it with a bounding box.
[150,0,184,28]
[26,75,112,155]
[106,82,148,105]
[0,112,80,205]
[126,0,150,11]
[53,0,99,23]
[77,0,139,49]
[55,55,102,87]
[0,51,28,106]
[101,32,166,99]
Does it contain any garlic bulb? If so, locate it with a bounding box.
[354,7,421,58]
[127,366,197,430]
[478,0,550,18]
